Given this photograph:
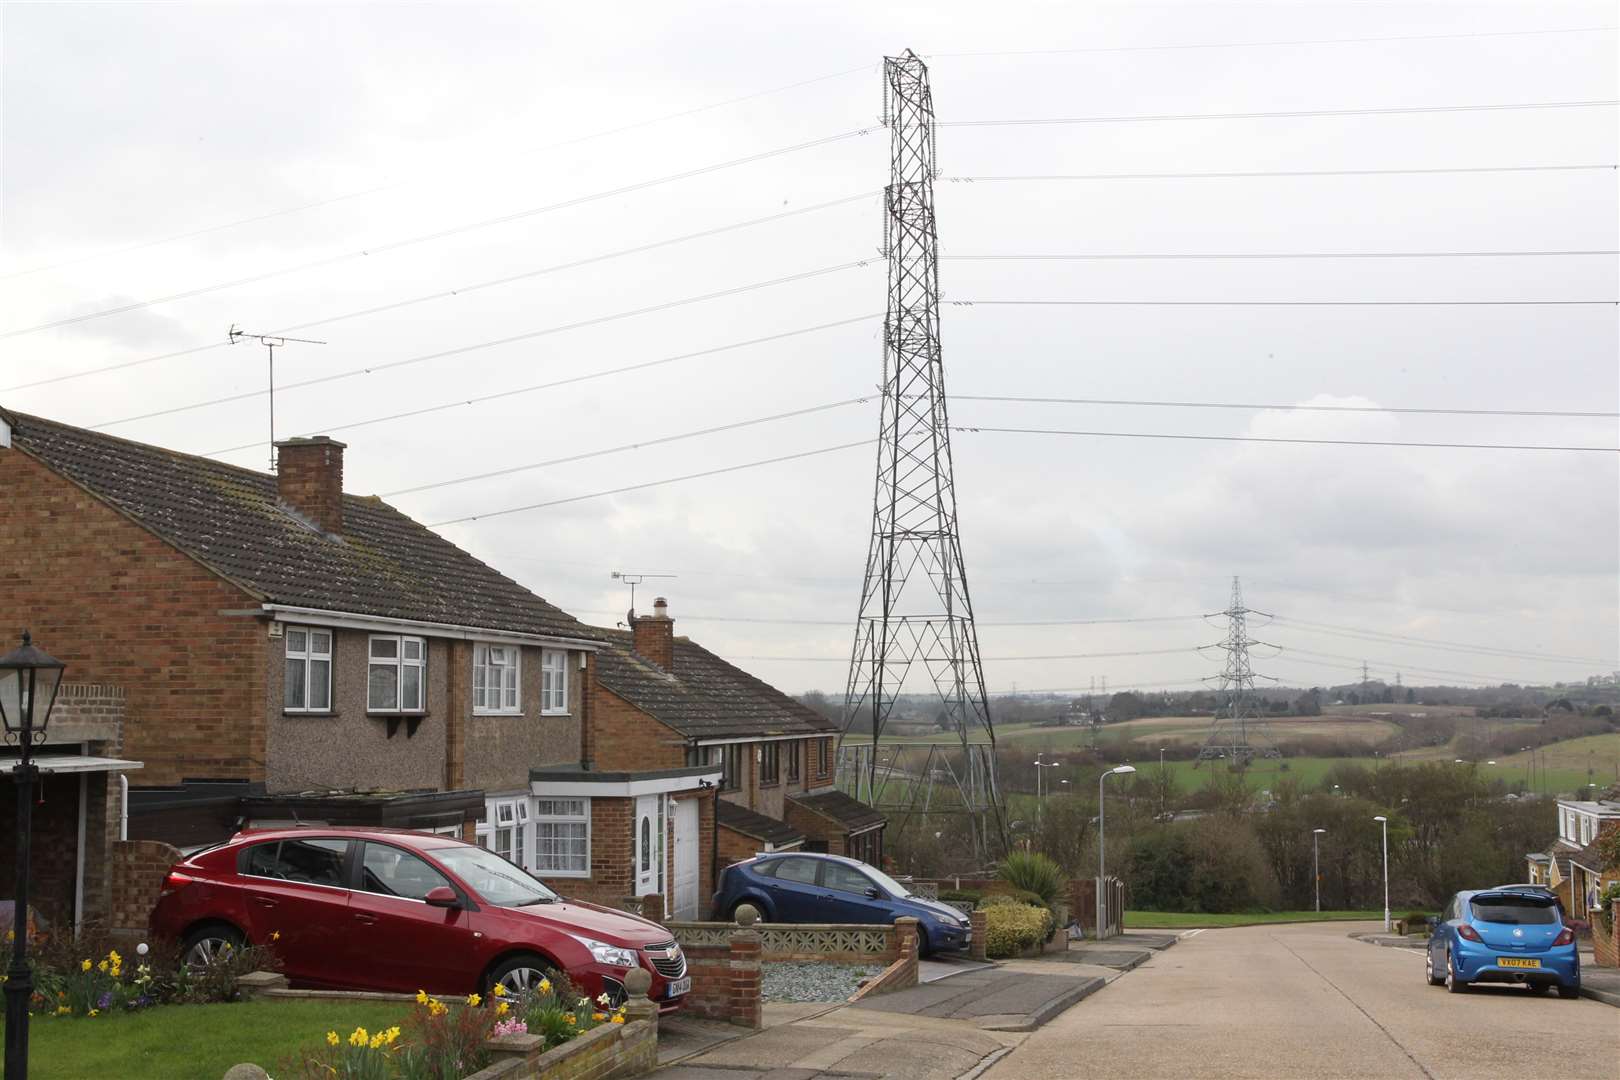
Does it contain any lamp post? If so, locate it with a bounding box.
[1098,764,1136,939]
[1033,756,1061,827]
[1373,816,1389,932]
[2,631,67,1080]
[1312,828,1326,913]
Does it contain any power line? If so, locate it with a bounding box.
[953,299,1617,307]
[953,394,1619,420]
[201,314,882,457]
[1269,616,1615,665]
[0,64,874,282]
[951,424,1619,453]
[382,396,875,497]
[558,607,1207,629]
[938,100,1618,128]
[426,440,875,528]
[85,260,878,431]
[944,249,1618,261]
[926,25,1618,58]
[1,127,877,340]
[944,164,1618,182]
[729,646,1200,662]
[1274,645,1543,685]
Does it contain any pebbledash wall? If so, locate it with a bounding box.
[0,446,269,787]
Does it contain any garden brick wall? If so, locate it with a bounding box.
[0,446,268,787]
[108,839,185,935]
[677,929,762,1028]
[468,1003,658,1080]
[1595,904,1618,967]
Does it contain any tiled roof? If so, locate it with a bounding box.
[1568,839,1611,874]
[716,800,805,848]
[592,629,840,741]
[788,789,886,832]
[4,409,590,641]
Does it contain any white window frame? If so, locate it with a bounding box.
[532,796,591,878]
[368,634,427,713]
[540,648,569,715]
[473,643,522,715]
[284,626,333,713]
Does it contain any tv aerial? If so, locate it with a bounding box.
[610,570,676,624]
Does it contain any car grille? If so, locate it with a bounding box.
[644,940,686,980]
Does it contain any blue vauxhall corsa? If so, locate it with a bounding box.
[1425,887,1580,998]
[712,852,972,956]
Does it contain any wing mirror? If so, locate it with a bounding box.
[865,887,882,900]
[424,886,461,909]
[1425,916,1438,930]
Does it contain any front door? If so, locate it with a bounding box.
[634,795,663,899]
[672,797,700,920]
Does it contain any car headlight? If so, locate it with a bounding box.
[570,935,638,968]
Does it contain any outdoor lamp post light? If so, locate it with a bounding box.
[1312,828,1327,913]
[1,630,67,1080]
[1098,764,1136,939]
[1373,816,1390,932]
[1033,757,1062,826]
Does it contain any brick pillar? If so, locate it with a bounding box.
[640,893,665,923]
[969,910,988,962]
[728,928,762,1029]
[895,916,919,960]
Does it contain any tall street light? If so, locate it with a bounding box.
[1033,755,1062,827]
[1373,816,1390,932]
[1312,828,1327,913]
[2,631,67,1080]
[1098,764,1136,939]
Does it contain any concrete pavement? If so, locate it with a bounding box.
[988,921,1620,1080]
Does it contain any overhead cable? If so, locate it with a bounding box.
[557,608,1207,629]
[943,164,1618,182]
[953,299,1617,307]
[926,25,1617,57]
[952,424,1619,453]
[944,249,1618,261]
[953,394,1619,420]
[1,127,877,340]
[1270,616,1615,665]
[86,260,878,431]
[939,100,1618,127]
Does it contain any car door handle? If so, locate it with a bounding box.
[353,913,378,925]
[252,897,277,908]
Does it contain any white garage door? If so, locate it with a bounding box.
[672,797,701,920]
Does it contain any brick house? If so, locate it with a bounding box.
[564,598,886,919]
[0,407,608,908]
[1526,798,1620,915]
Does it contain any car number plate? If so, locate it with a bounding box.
[1497,957,1540,969]
[666,975,692,997]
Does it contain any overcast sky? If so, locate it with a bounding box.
[3,0,1616,698]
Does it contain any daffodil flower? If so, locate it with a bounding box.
[80,959,92,972]
[595,992,611,1006]
[326,1031,340,1047]
[538,978,552,994]
[491,983,506,997]
[495,1001,510,1017]
[415,989,430,1005]
[611,1014,626,1025]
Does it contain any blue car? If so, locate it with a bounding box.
[1425,887,1580,997]
[712,852,972,956]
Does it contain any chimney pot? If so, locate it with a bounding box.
[275,435,347,534]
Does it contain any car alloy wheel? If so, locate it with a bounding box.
[495,963,554,996]
[182,925,243,970]
[1425,950,1444,986]
[1444,950,1465,993]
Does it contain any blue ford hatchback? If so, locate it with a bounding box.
[712,852,972,955]
[1425,888,1580,997]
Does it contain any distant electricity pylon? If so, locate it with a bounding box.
[1196,576,1281,766]
[228,326,326,469]
[840,50,1004,862]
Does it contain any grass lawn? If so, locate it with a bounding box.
[11,998,411,1080]
[1125,909,1384,928]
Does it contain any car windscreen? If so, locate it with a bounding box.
[433,846,560,907]
[859,864,912,898]
[1469,897,1558,925]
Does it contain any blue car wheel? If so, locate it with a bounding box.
[1445,949,1467,994]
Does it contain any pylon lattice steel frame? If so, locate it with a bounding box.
[1197,576,1281,766]
[839,50,1003,860]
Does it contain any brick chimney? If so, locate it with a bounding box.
[632,596,675,671]
[275,436,347,534]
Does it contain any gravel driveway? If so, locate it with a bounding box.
[762,961,885,1002]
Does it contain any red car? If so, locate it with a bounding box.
[150,827,690,1009]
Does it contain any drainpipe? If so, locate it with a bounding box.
[118,774,129,841]
[75,774,88,936]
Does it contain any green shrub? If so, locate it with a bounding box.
[997,851,1065,907]
[939,889,983,905]
[983,903,1051,958]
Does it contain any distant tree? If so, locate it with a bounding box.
[1106,692,1144,722]
[1405,688,1417,704]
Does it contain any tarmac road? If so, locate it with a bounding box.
[986,921,1620,1080]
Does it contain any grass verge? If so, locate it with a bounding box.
[12,998,409,1080]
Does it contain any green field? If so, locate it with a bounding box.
[1125,910,1385,928]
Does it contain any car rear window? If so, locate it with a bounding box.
[1470,898,1557,925]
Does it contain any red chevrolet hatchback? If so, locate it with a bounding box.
[150,828,690,1009]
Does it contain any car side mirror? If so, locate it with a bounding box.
[865,887,882,900]
[424,886,460,909]
[1425,916,1438,930]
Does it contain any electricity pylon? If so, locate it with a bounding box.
[1197,577,1280,766]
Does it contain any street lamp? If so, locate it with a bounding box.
[1373,816,1390,932]
[1312,828,1327,913]
[2,631,67,1080]
[1033,756,1062,826]
[1098,764,1136,939]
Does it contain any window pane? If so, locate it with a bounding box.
[275,838,348,886]
[403,638,423,661]
[495,828,512,860]
[496,803,515,825]
[823,863,874,894]
[534,822,588,874]
[514,824,526,868]
[640,818,651,871]
[369,664,399,710]
[287,629,308,653]
[402,664,423,710]
[285,657,307,709]
[535,798,585,819]
[775,858,818,884]
[359,844,450,901]
[245,842,281,877]
[310,631,332,656]
[370,637,398,659]
[310,659,331,710]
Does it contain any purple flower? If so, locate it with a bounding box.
[96,992,113,1009]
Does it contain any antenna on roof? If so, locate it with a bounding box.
[610,570,676,624]
[228,326,328,470]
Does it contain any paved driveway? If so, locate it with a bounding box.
[988,921,1620,1080]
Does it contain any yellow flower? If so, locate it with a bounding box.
[326,1032,340,1047]
[80,959,92,972]
[495,1001,509,1017]
[415,990,429,1005]
[428,1000,448,1018]
[565,1015,576,1025]
[466,993,481,1007]
[270,931,281,942]
[88,1009,99,1017]
[592,1011,607,1022]
[4,930,13,942]
[348,1027,369,1048]
[385,1026,401,1044]
[491,983,506,997]
[54,1006,70,1016]
[611,1014,626,1025]
[369,1033,388,1050]
[538,978,552,994]
[108,950,121,964]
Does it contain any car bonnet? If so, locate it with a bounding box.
[512,896,673,947]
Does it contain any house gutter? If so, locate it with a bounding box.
[259,604,601,651]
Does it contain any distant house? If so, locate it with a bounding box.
[566,599,886,919]
[1527,798,1620,916]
